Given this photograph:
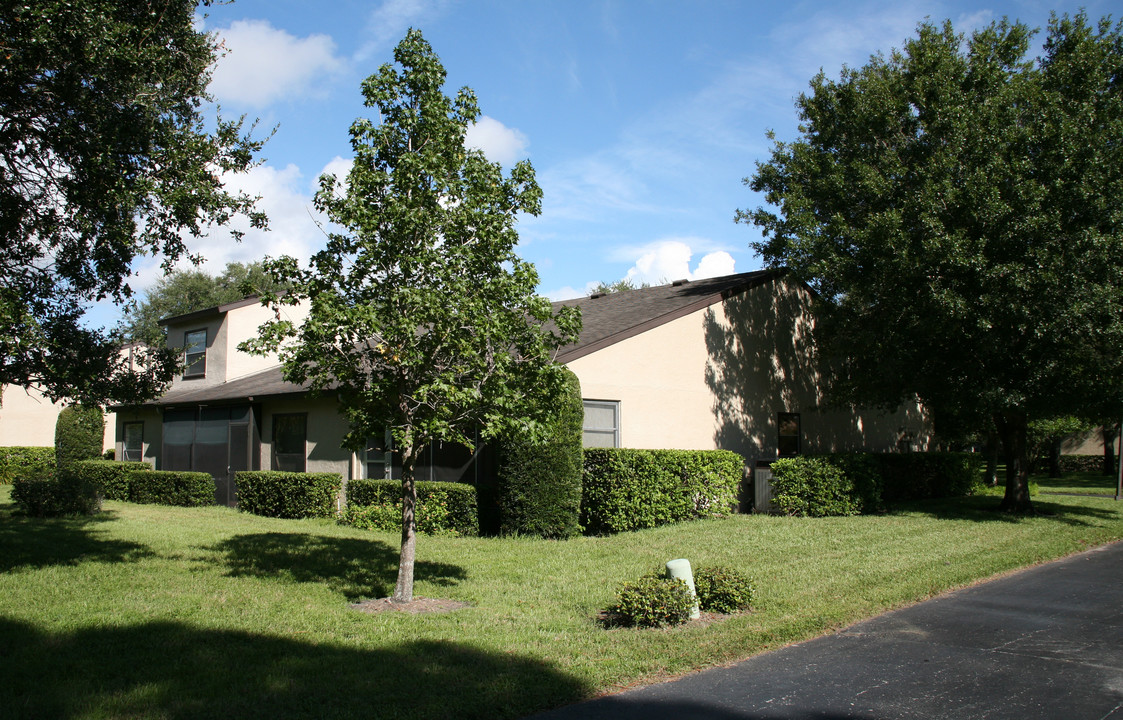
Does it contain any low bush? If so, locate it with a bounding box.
[609,575,695,628]
[69,459,149,501]
[581,449,743,535]
[878,452,983,502]
[770,457,859,517]
[346,479,478,536]
[1057,455,1110,474]
[343,492,460,536]
[0,447,55,485]
[821,452,883,513]
[237,471,342,519]
[128,470,214,507]
[12,469,100,517]
[693,566,755,614]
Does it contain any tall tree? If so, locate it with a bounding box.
[243,30,581,602]
[123,262,288,346]
[0,0,266,406]
[742,14,1123,512]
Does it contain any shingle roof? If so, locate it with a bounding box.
[138,270,783,406]
[552,269,782,363]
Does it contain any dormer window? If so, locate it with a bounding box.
[184,329,207,378]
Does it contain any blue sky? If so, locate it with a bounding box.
[90,0,1114,328]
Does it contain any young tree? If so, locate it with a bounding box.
[123,262,288,347]
[1,0,266,406]
[742,14,1123,512]
[244,30,581,602]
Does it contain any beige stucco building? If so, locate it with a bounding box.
[111,270,932,508]
[0,384,115,451]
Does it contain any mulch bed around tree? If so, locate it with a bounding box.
[350,597,472,614]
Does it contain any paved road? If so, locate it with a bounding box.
[529,541,1123,720]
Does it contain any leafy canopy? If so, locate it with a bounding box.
[0,0,266,405]
[742,13,1123,510]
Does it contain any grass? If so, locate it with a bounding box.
[1035,470,1120,496]
[2,484,1122,719]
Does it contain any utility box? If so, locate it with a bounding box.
[754,461,773,514]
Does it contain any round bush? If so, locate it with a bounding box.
[693,566,755,614]
[610,576,695,628]
[54,405,104,469]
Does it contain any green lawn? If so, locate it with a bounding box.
[2,484,1122,720]
[1036,470,1120,496]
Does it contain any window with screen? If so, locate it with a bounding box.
[582,400,620,448]
[272,413,307,472]
[183,329,207,378]
[123,422,143,462]
[778,412,801,457]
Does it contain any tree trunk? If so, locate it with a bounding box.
[393,444,420,603]
[996,410,1034,513]
[985,429,999,486]
[1103,425,1117,477]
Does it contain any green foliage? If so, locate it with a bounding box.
[495,367,584,538]
[128,470,214,507]
[346,479,478,536]
[123,262,290,346]
[54,405,104,469]
[1056,455,1111,474]
[770,457,859,517]
[240,30,578,600]
[693,566,755,614]
[581,449,743,534]
[609,575,695,628]
[69,459,149,501]
[343,494,460,537]
[743,13,1123,512]
[12,467,100,517]
[0,447,55,485]
[0,0,265,406]
[821,452,884,513]
[589,279,651,294]
[236,472,342,519]
[877,453,984,502]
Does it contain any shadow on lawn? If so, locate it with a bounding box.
[888,495,1121,527]
[0,617,591,720]
[209,532,468,600]
[0,511,153,573]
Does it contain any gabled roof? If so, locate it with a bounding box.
[552,269,783,363]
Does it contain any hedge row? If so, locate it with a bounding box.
[0,447,55,485]
[11,473,100,516]
[237,471,342,519]
[769,452,984,517]
[1057,454,1113,474]
[126,470,214,507]
[346,478,478,536]
[580,448,743,535]
[70,459,150,500]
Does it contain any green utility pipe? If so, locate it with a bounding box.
[665,558,700,620]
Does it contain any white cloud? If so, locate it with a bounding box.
[357,0,450,60]
[465,116,530,167]
[544,283,598,302]
[209,20,345,108]
[617,239,737,286]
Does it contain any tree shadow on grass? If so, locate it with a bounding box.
[208,532,468,600]
[886,495,1121,528]
[0,617,591,720]
[0,511,154,573]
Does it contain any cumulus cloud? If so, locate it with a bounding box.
[618,239,736,286]
[465,116,530,167]
[209,20,345,108]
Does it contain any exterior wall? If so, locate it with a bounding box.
[164,313,230,388]
[259,395,354,479]
[567,276,931,466]
[1,385,115,451]
[112,406,162,468]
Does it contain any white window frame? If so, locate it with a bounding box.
[183,329,207,378]
[582,399,621,448]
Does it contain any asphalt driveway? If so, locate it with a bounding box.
[528,541,1123,720]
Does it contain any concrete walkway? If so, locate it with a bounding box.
[529,541,1123,720]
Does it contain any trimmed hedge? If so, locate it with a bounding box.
[495,367,584,539]
[54,405,104,469]
[581,449,743,535]
[128,470,214,507]
[0,447,55,485]
[237,471,342,519]
[877,452,983,502]
[69,459,150,501]
[1057,454,1112,474]
[770,457,859,517]
[346,478,478,536]
[12,470,100,516]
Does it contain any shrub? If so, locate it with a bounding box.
[693,566,755,614]
[54,404,105,469]
[128,470,214,507]
[237,471,342,519]
[12,468,100,517]
[581,449,743,535]
[821,452,883,513]
[346,479,478,536]
[609,575,695,628]
[343,491,460,536]
[1057,455,1109,474]
[494,367,584,538]
[0,447,55,485]
[69,459,149,501]
[877,452,983,502]
[769,457,859,517]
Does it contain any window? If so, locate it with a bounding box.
[778,412,801,457]
[123,422,143,462]
[583,400,620,448]
[273,413,307,472]
[183,329,207,378]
